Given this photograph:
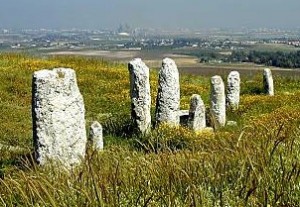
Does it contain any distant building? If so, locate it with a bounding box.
[118,32,130,36]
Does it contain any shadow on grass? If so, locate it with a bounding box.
[102,114,135,138]
[242,86,264,95]
[0,148,36,179]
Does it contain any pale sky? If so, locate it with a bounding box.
[0,0,299,29]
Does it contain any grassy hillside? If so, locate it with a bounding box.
[1,53,300,206]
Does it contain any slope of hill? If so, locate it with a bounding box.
[1,53,300,206]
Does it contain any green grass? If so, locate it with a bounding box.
[1,53,300,206]
[250,43,299,53]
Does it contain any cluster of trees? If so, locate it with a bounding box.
[178,49,223,63]
[228,50,300,68]
[178,48,300,68]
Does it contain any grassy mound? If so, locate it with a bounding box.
[1,53,300,206]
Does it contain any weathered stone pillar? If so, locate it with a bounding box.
[32,68,87,167]
[210,75,226,128]
[128,58,151,133]
[226,71,240,110]
[155,58,180,126]
[89,121,103,151]
[188,94,206,131]
[263,68,274,96]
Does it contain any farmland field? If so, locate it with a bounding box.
[48,48,300,78]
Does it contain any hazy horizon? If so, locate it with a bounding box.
[0,0,299,30]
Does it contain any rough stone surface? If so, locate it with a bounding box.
[32,68,87,167]
[188,94,206,131]
[155,58,180,126]
[89,121,103,150]
[178,110,189,117]
[226,71,240,109]
[210,75,226,128]
[263,68,274,96]
[128,58,151,133]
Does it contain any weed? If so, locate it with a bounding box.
[1,53,300,206]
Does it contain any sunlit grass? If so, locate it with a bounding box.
[1,53,300,206]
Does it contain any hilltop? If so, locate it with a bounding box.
[1,53,300,206]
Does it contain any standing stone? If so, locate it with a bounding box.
[155,58,180,126]
[226,71,240,109]
[89,121,103,151]
[32,68,87,167]
[210,75,226,128]
[128,58,151,133]
[263,68,274,96]
[188,94,206,131]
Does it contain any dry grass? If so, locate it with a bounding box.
[1,53,300,206]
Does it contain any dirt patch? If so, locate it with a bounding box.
[179,65,300,78]
[48,50,199,67]
[48,50,300,78]
[48,50,139,60]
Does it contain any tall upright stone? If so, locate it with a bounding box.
[32,68,87,167]
[155,58,180,126]
[263,68,274,96]
[128,58,151,133]
[188,94,206,131]
[210,75,226,128]
[89,121,103,151]
[226,71,240,110]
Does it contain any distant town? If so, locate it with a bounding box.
[1,26,300,52]
[1,26,300,68]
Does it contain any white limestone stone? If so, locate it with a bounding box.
[128,58,151,133]
[226,71,240,109]
[178,110,189,117]
[32,68,87,167]
[89,121,103,151]
[188,94,206,131]
[155,58,180,126]
[263,68,274,96]
[210,75,226,128]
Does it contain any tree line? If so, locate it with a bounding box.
[228,50,300,68]
[177,48,300,69]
